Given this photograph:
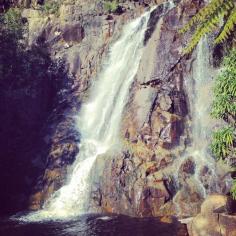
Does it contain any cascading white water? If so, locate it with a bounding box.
[23,7,154,221]
[173,38,224,216]
[189,37,219,195]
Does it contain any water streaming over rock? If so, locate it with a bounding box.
[22,7,155,221]
[189,38,219,195]
[173,38,231,217]
[185,37,218,194]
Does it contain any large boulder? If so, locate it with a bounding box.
[187,195,236,236]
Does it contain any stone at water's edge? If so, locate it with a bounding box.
[187,194,236,236]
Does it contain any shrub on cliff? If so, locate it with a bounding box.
[42,0,60,15]
[210,49,236,199]
[211,126,235,160]
[103,0,118,13]
[0,7,23,37]
[0,7,70,92]
[211,48,236,120]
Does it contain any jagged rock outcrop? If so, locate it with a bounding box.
[91,0,218,217]
[187,195,236,236]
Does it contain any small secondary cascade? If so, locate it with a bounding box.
[189,37,219,195]
[23,6,155,221]
[173,37,228,216]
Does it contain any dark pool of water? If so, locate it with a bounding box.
[0,214,188,236]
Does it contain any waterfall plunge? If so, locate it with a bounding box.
[23,7,154,221]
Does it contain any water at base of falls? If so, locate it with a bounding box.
[20,6,159,222]
[1,214,188,236]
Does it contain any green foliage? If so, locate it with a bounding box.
[42,1,60,15]
[230,179,236,200]
[0,7,70,92]
[103,0,118,13]
[211,127,234,160]
[211,49,236,119]
[180,0,236,54]
[0,8,23,39]
[210,49,236,199]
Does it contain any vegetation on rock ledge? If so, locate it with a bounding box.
[103,0,118,13]
[211,49,236,199]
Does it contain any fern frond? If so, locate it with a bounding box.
[183,8,224,54]
[181,0,235,54]
[215,7,236,44]
[180,0,232,34]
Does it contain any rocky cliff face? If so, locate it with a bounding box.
[28,0,211,215]
[91,0,206,217]
[2,0,229,218]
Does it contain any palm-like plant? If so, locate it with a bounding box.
[180,0,236,53]
[211,48,236,119]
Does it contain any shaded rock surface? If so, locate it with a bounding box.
[0,0,160,213]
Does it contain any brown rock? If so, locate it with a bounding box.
[159,115,183,148]
[200,194,231,216]
[178,158,196,184]
[187,195,235,236]
[188,213,236,236]
[29,191,43,210]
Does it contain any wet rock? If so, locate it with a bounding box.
[29,191,43,210]
[97,0,205,217]
[144,3,164,45]
[159,115,183,148]
[178,158,196,184]
[48,142,79,168]
[187,195,235,236]
[138,184,170,217]
[173,178,204,217]
[171,91,188,116]
[96,148,176,217]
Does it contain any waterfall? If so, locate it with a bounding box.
[23,7,155,221]
[173,38,227,216]
[190,38,219,194]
